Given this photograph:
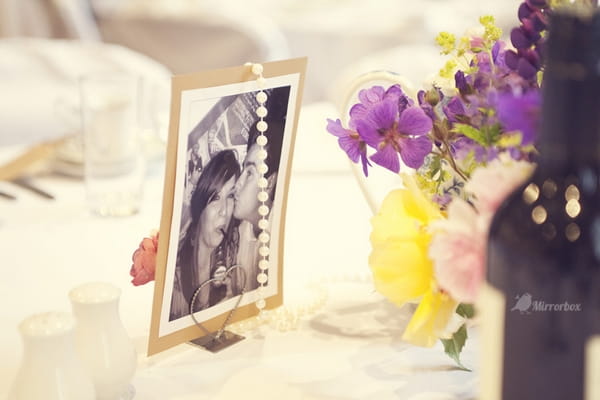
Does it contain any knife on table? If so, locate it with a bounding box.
[11,178,55,200]
[0,190,16,200]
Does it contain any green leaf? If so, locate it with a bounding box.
[428,156,442,179]
[441,324,471,371]
[456,303,475,319]
[497,132,523,148]
[453,124,487,146]
[483,123,502,144]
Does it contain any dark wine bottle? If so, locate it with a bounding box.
[481,8,600,400]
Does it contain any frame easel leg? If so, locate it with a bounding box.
[188,331,245,353]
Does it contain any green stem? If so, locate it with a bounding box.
[440,140,469,181]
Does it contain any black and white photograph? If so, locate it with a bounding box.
[148,59,306,354]
[169,86,290,321]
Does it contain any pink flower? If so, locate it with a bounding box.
[130,231,159,286]
[467,157,534,220]
[429,199,487,303]
[430,158,533,303]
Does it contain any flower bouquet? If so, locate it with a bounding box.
[327,0,595,368]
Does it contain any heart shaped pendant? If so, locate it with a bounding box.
[187,265,248,352]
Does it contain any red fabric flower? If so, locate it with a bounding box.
[130,232,159,286]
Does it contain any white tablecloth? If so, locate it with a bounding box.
[0,101,479,399]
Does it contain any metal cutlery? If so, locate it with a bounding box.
[10,178,55,200]
[0,190,16,200]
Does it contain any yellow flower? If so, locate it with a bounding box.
[439,60,458,80]
[369,175,441,306]
[402,286,458,347]
[480,15,502,43]
[370,229,433,306]
[435,32,456,55]
[369,175,458,347]
[456,36,471,57]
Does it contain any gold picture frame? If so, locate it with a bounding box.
[148,58,307,355]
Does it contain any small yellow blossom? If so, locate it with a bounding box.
[479,15,495,27]
[439,60,458,79]
[480,15,502,43]
[456,36,471,57]
[436,32,456,55]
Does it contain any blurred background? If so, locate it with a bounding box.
[0,0,522,108]
[0,0,524,199]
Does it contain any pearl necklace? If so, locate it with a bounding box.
[227,273,373,335]
[232,63,331,333]
[246,62,271,317]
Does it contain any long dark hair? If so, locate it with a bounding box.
[178,149,241,307]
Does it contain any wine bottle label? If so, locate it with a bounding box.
[479,283,506,400]
[586,335,600,400]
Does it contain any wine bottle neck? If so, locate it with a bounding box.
[536,70,600,169]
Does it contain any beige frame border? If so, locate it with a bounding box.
[148,58,307,356]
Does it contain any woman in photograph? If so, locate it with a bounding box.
[169,149,241,321]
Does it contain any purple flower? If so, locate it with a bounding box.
[517,57,538,80]
[492,41,508,70]
[417,87,443,120]
[475,51,492,75]
[455,71,472,96]
[497,91,541,145]
[354,98,433,173]
[417,90,433,119]
[526,0,547,9]
[529,11,547,32]
[443,96,466,123]
[433,193,453,207]
[452,137,499,162]
[511,25,540,49]
[519,2,534,21]
[506,1,549,80]
[450,136,473,158]
[349,84,406,124]
[505,50,519,70]
[326,118,371,176]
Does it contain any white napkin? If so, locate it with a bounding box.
[0,38,171,147]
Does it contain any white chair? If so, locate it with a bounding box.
[51,0,102,40]
[0,0,289,74]
[95,7,290,74]
[0,0,100,40]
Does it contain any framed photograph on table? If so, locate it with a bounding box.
[148,58,306,355]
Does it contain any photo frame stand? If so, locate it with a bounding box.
[189,330,245,353]
[188,265,248,353]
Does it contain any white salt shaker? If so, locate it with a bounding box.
[69,282,136,400]
[11,312,95,400]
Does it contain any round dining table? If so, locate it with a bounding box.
[0,35,481,399]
